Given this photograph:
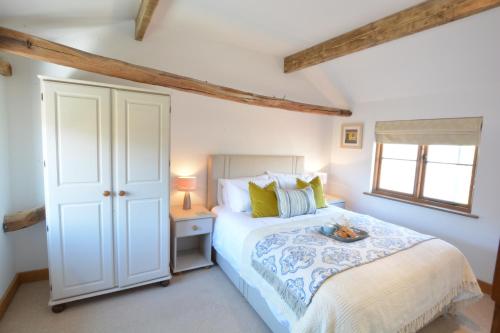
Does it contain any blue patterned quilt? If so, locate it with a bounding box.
[249,212,434,317]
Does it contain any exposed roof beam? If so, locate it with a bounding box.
[0,26,351,116]
[0,58,12,76]
[284,0,500,73]
[135,0,159,41]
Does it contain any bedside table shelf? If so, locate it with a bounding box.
[175,249,212,272]
[170,205,215,274]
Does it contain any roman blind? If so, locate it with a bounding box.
[375,117,483,145]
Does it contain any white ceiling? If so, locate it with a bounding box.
[0,0,138,21]
[1,0,499,105]
[319,7,500,103]
[0,0,424,56]
[151,0,425,56]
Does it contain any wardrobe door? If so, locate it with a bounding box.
[113,90,170,287]
[42,82,115,300]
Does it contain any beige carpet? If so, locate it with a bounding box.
[0,266,493,333]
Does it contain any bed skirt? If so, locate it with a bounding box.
[215,251,289,333]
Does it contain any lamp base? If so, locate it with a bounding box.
[182,192,191,210]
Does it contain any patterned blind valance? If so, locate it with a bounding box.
[375,117,483,145]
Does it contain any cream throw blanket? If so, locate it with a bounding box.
[241,211,482,333]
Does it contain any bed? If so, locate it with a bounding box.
[208,154,482,333]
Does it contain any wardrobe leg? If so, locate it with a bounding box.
[51,303,66,313]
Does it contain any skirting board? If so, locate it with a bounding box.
[0,267,494,321]
[478,279,492,295]
[0,268,49,320]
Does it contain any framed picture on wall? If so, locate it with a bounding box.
[341,123,363,149]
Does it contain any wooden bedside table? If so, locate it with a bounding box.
[325,194,346,209]
[170,205,215,273]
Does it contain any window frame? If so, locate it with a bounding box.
[371,143,478,214]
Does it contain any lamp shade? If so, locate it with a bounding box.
[175,176,197,191]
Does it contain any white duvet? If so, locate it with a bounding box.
[212,206,482,333]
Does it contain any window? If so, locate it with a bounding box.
[372,143,478,214]
[377,144,418,195]
[371,117,482,216]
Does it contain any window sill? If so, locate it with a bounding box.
[363,192,479,219]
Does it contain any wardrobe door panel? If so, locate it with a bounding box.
[126,104,162,183]
[114,90,170,287]
[59,203,107,288]
[42,82,114,300]
[126,199,162,276]
[56,95,100,184]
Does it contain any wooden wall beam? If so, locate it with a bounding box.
[135,0,159,41]
[284,0,500,73]
[3,207,45,232]
[0,58,12,76]
[0,26,351,116]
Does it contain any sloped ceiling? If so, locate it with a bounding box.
[0,0,138,21]
[0,0,422,53]
[1,0,499,105]
[150,0,423,56]
[318,7,500,104]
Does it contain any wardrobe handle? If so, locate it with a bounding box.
[192,225,199,231]
[119,191,127,197]
[103,191,111,197]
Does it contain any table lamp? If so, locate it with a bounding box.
[175,176,197,210]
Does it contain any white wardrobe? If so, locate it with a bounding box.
[40,77,171,310]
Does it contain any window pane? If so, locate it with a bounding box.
[427,145,475,165]
[379,159,416,194]
[382,144,419,160]
[423,163,473,205]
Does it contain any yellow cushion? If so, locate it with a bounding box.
[249,181,279,218]
[296,176,327,208]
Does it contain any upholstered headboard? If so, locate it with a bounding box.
[207,154,304,209]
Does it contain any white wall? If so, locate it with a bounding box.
[329,91,500,283]
[0,75,15,295]
[3,9,498,286]
[5,57,51,272]
[0,21,336,272]
[324,8,500,284]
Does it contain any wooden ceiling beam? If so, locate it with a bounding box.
[0,26,351,116]
[284,0,500,73]
[135,0,160,41]
[0,58,12,76]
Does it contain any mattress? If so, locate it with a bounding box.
[212,205,482,333]
[213,206,345,327]
[212,205,344,273]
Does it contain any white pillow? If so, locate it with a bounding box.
[266,171,317,190]
[218,175,271,212]
[224,182,252,212]
[266,171,327,189]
